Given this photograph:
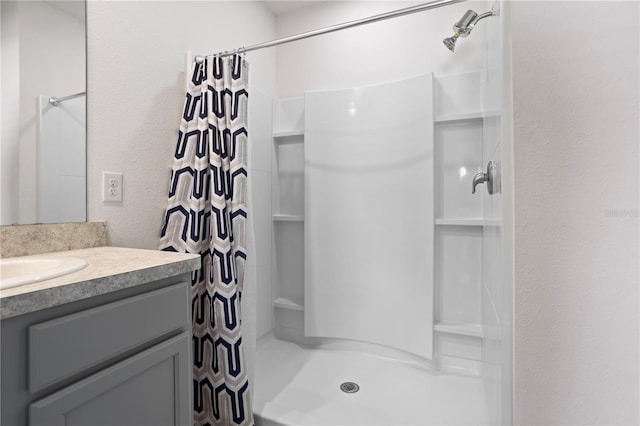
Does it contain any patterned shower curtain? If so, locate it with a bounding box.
[159,54,253,426]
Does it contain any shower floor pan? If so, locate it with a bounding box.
[253,335,490,425]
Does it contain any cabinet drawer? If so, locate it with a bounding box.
[29,282,189,393]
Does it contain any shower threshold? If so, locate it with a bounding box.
[253,334,490,426]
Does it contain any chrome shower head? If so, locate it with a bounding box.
[443,34,459,52]
[443,9,495,52]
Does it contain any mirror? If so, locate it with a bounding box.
[1,0,86,226]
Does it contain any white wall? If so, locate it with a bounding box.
[86,0,276,249]
[511,2,639,424]
[275,0,489,98]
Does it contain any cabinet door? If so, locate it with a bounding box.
[29,332,191,426]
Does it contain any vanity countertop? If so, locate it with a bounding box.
[0,246,200,320]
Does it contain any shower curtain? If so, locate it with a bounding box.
[159,55,253,426]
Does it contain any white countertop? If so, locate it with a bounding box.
[0,246,200,319]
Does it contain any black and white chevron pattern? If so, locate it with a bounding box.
[160,54,253,426]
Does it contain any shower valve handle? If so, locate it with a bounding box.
[472,161,497,195]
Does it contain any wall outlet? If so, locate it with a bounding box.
[102,172,123,202]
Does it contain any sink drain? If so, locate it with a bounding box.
[339,382,360,393]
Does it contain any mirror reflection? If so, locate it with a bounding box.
[1,0,86,225]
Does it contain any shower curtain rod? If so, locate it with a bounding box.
[194,0,466,62]
[48,91,86,107]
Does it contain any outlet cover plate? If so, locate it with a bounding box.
[102,172,122,202]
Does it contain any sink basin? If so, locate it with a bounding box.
[0,256,88,290]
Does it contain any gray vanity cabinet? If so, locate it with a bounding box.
[0,276,193,426]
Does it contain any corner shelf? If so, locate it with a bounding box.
[273,214,304,222]
[273,297,304,311]
[434,321,484,338]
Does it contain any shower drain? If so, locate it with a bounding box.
[339,382,360,393]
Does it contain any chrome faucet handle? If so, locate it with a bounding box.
[472,171,489,194]
[472,161,498,195]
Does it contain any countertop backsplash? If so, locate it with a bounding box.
[0,222,109,258]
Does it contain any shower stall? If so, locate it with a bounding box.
[241,1,512,424]
[37,92,86,224]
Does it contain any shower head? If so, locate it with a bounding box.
[443,34,459,52]
[443,9,495,52]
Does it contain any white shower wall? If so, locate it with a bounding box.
[479,1,511,425]
[37,95,86,223]
[264,71,488,373]
[304,74,436,359]
[252,0,496,365]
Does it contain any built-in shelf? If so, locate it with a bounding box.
[273,130,304,142]
[435,218,484,226]
[273,297,304,311]
[434,111,483,124]
[435,218,501,227]
[273,214,304,222]
[434,321,483,338]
